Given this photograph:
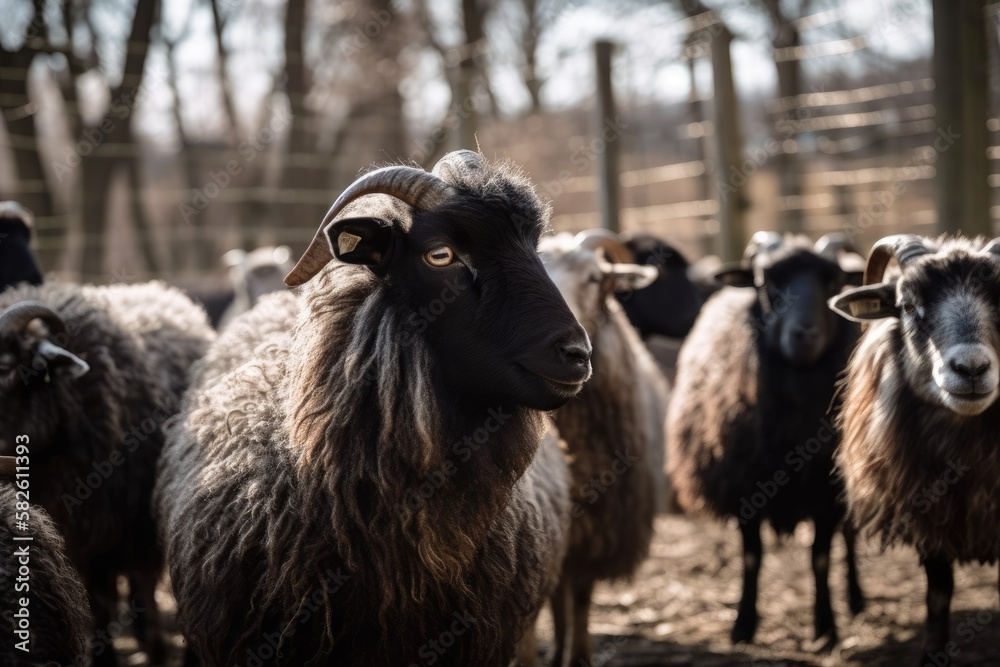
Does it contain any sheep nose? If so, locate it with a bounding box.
[949,357,991,379]
[791,324,820,345]
[557,338,591,367]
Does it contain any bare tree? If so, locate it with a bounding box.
[77,0,159,280]
[761,0,805,233]
[413,0,497,163]
[0,0,63,269]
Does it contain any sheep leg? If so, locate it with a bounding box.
[732,518,762,644]
[921,556,954,660]
[514,615,539,667]
[568,578,594,667]
[88,571,121,667]
[842,521,866,615]
[130,572,167,665]
[811,516,837,647]
[549,577,572,667]
[183,647,202,667]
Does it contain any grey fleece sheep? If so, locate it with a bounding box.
[0,283,215,667]
[535,230,667,667]
[1,458,92,667]
[155,151,591,666]
[831,234,1000,664]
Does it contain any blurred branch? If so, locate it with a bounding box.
[413,0,449,58]
[519,0,542,113]
[209,0,241,142]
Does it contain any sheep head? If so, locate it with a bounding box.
[223,245,293,306]
[539,230,657,338]
[831,235,1000,416]
[715,233,860,367]
[0,301,89,391]
[0,301,89,456]
[0,201,43,290]
[287,150,592,410]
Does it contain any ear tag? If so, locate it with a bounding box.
[850,298,882,317]
[338,232,362,255]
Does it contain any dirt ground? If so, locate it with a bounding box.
[116,512,999,667]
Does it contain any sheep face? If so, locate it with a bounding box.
[833,243,1000,417]
[719,245,854,366]
[616,233,704,338]
[538,233,657,337]
[222,246,293,305]
[0,202,43,290]
[0,304,89,454]
[323,201,593,411]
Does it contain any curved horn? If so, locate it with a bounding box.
[815,232,858,260]
[0,301,65,337]
[0,200,34,231]
[983,237,1000,257]
[432,149,486,185]
[574,229,634,264]
[743,231,784,263]
[863,234,932,285]
[285,166,458,287]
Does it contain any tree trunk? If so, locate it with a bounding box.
[768,1,803,234]
[521,0,542,113]
[78,0,159,280]
[0,3,61,271]
[457,0,486,149]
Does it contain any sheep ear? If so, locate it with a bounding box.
[325,218,396,271]
[713,263,754,288]
[606,263,657,292]
[829,283,897,322]
[34,340,89,379]
[221,249,246,268]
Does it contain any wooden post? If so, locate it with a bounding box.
[595,40,621,233]
[709,24,747,261]
[933,0,990,236]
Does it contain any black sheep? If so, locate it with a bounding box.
[0,284,214,666]
[0,202,43,292]
[667,234,865,646]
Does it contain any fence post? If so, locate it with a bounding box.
[595,40,621,233]
[932,0,990,236]
[709,24,747,261]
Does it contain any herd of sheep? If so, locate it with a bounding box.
[0,150,997,667]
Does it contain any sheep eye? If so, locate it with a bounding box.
[424,246,455,267]
[587,273,602,284]
[903,303,916,315]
